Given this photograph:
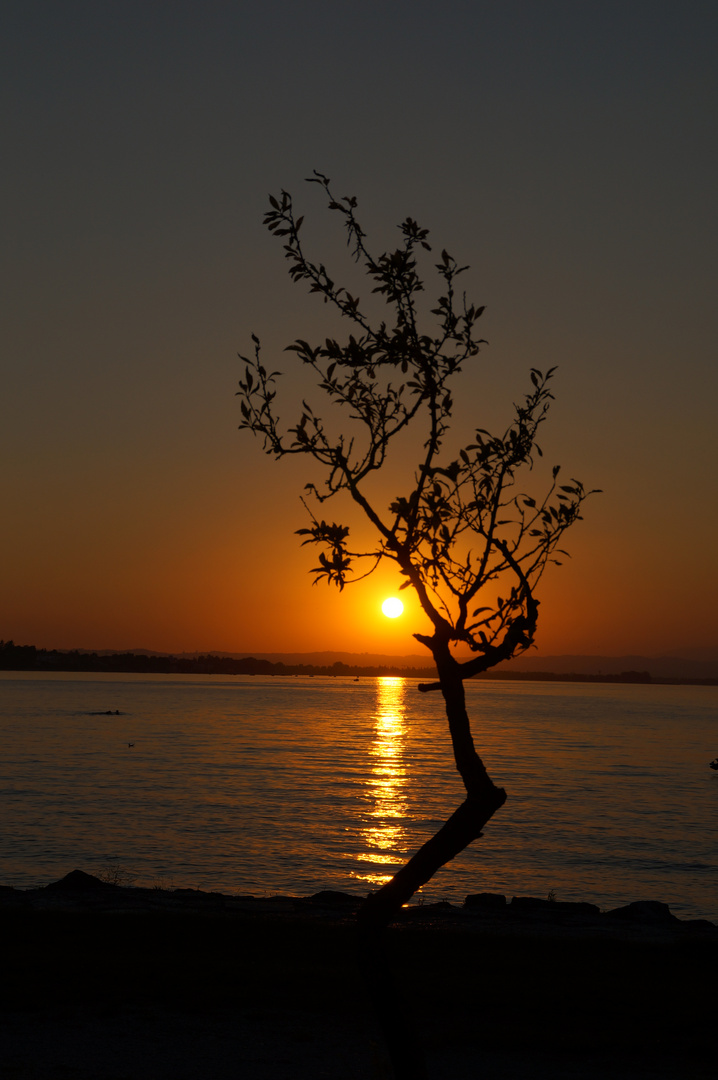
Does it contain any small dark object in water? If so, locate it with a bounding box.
[710,758,718,771]
[127,742,135,748]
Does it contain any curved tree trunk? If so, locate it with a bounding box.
[356,655,507,1079]
[359,650,506,932]
[358,787,505,932]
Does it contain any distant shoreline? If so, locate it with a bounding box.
[1,641,716,685]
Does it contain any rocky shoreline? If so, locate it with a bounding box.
[3,868,716,943]
[3,870,717,1079]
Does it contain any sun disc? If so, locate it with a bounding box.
[382,597,404,619]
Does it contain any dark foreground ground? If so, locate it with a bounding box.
[2,872,716,1079]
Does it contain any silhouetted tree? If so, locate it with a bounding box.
[237,173,596,1075]
[237,172,595,924]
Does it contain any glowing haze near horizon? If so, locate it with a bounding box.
[2,1,717,660]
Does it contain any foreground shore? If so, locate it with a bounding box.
[2,871,716,1079]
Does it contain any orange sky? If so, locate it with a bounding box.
[2,3,717,660]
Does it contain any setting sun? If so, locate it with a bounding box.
[381,597,404,619]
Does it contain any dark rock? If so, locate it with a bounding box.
[510,896,557,910]
[464,892,507,909]
[604,900,678,923]
[309,890,360,906]
[46,869,114,892]
[570,902,600,915]
[552,901,601,917]
[509,897,601,920]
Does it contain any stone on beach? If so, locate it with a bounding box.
[46,869,115,892]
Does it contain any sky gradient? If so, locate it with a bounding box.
[2,1,717,659]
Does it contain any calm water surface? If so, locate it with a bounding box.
[1,672,716,920]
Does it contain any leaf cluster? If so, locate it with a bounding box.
[238,175,597,671]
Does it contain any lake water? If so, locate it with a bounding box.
[1,672,717,920]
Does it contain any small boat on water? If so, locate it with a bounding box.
[710,759,718,771]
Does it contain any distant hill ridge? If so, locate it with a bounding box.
[4,642,716,681]
[146,648,718,680]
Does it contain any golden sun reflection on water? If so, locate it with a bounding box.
[354,676,410,886]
